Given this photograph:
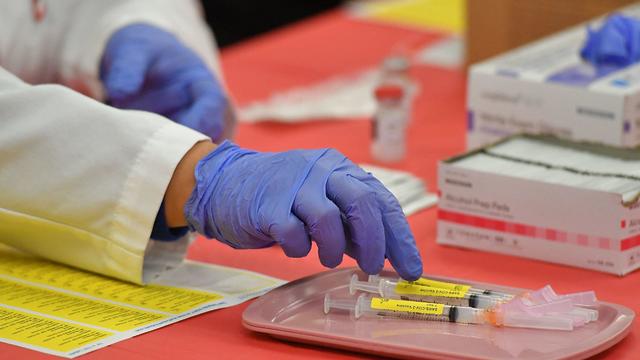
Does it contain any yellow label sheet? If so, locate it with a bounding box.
[0,247,285,358]
[0,278,166,331]
[0,253,220,314]
[0,307,113,353]
[354,0,465,34]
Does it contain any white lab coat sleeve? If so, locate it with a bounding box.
[0,0,222,99]
[0,66,209,284]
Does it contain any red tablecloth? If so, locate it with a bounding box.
[6,9,638,360]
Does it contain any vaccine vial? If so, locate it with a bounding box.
[372,85,407,162]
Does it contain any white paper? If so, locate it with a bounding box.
[362,164,438,215]
[238,69,379,123]
[414,36,464,68]
[455,137,640,202]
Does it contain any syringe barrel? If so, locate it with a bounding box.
[378,280,399,298]
[326,295,574,330]
[368,275,514,302]
[479,289,514,300]
[451,306,484,324]
[383,280,501,308]
[359,295,454,322]
[358,295,487,324]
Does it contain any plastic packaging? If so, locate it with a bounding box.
[522,285,599,322]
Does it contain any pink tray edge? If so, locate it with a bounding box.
[243,268,635,360]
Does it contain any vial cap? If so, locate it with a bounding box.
[374,85,404,100]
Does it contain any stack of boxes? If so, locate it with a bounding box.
[437,5,640,275]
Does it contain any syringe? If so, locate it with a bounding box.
[363,276,597,326]
[521,285,599,323]
[350,274,504,308]
[368,274,514,301]
[324,294,574,331]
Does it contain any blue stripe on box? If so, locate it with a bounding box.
[467,110,475,131]
[547,63,621,87]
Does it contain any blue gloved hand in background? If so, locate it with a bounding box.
[184,141,423,280]
[101,24,231,141]
[581,14,640,68]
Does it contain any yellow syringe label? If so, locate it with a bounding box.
[370,298,445,315]
[395,283,467,298]
[402,278,471,293]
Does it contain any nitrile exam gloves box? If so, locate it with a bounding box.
[467,4,640,150]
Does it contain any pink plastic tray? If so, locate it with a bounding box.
[243,268,634,359]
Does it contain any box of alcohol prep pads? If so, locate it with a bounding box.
[467,5,640,150]
[437,135,640,275]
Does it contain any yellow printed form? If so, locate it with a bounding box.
[0,307,112,353]
[0,246,285,358]
[0,252,221,314]
[0,278,166,331]
[370,298,445,315]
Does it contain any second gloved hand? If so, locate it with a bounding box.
[184,142,423,280]
[101,24,232,141]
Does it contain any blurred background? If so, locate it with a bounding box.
[202,0,342,47]
[203,0,638,64]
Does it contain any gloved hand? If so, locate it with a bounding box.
[184,141,423,280]
[100,24,231,141]
[581,14,640,68]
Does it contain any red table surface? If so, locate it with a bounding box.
[6,10,639,360]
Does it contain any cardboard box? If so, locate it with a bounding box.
[467,4,640,150]
[466,0,638,65]
[437,135,640,275]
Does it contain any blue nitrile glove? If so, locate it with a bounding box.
[581,14,640,68]
[100,23,231,141]
[184,141,423,280]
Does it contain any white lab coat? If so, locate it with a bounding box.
[0,0,224,284]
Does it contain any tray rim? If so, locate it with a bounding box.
[242,267,636,360]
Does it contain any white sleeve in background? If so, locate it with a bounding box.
[0,67,209,284]
[0,0,223,99]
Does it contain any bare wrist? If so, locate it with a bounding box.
[164,140,217,227]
